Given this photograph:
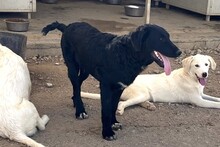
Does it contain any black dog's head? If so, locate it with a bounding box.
[130,24,182,75]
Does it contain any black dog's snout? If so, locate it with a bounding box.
[202,72,207,78]
[176,50,182,56]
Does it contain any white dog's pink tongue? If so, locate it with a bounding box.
[159,53,171,75]
[199,78,206,86]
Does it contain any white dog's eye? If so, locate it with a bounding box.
[205,63,208,66]
[195,64,200,67]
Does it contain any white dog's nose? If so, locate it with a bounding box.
[202,72,207,78]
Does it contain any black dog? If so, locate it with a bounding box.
[42,22,181,140]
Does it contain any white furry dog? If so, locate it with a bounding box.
[81,54,220,115]
[0,44,49,147]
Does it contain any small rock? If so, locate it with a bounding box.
[214,51,219,55]
[184,49,191,55]
[196,49,202,54]
[59,58,64,62]
[26,60,31,63]
[203,47,208,50]
[32,56,37,61]
[38,77,44,80]
[55,62,60,66]
[46,83,53,88]
[153,70,161,74]
[43,56,49,61]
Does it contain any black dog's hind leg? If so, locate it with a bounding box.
[111,89,123,131]
[66,58,89,119]
[78,69,89,86]
[77,69,89,119]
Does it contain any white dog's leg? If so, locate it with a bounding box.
[139,101,156,110]
[37,115,49,131]
[26,128,38,137]
[13,133,45,147]
[117,94,149,115]
[26,115,48,137]
[192,97,220,108]
[202,94,220,102]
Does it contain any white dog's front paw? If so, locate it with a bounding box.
[140,101,156,111]
[117,102,125,115]
[42,115,50,124]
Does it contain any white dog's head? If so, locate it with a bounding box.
[182,54,216,86]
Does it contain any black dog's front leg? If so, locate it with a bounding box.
[100,82,116,141]
[111,89,123,131]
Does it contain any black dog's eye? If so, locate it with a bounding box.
[205,63,208,66]
[160,38,164,42]
[195,64,200,67]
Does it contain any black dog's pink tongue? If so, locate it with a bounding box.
[199,78,206,86]
[159,53,171,75]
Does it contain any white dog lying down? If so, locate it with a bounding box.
[81,54,220,115]
[0,44,49,147]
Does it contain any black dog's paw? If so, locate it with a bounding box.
[76,112,89,120]
[112,123,123,131]
[103,130,117,141]
[104,134,117,141]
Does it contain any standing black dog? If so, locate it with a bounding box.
[42,22,181,140]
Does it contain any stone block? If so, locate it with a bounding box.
[0,32,27,58]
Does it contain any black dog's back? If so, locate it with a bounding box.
[42,21,116,56]
[42,22,120,80]
[42,21,115,42]
[61,22,116,50]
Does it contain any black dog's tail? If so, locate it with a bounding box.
[42,21,67,36]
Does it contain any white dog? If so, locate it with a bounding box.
[0,44,49,147]
[81,54,220,115]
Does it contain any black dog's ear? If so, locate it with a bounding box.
[130,25,150,52]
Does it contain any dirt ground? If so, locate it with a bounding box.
[0,50,220,147]
[0,1,220,146]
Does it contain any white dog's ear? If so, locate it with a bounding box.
[182,56,193,72]
[207,55,216,70]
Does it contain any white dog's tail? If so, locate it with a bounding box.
[81,92,100,100]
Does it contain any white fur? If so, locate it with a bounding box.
[81,54,220,115]
[0,44,49,147]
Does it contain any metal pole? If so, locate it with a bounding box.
[145,0,151,24]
